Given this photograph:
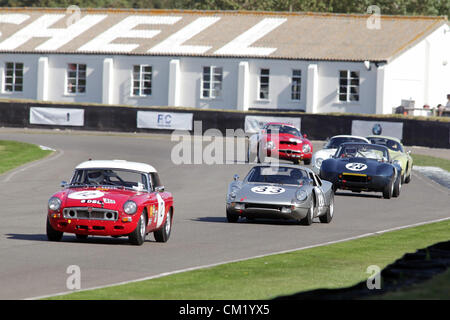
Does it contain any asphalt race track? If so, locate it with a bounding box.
[0,128,449,300]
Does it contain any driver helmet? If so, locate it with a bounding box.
[87,170,104,184]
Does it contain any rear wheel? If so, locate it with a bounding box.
[46,217,63,242]
[129,211,147,245]
[319,193,334,223]
[154,210,172,243]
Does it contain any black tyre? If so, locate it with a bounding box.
[303,158,311,165]
[128,211,147,246]
[154,210,172,243]
[226,209,239,223]
[383,178,394,199]
[404,165,412,184]
[46,217,63,242]
[319,193,334,223]
[75,234,88,241]
[393,175,402,198]
[300,198,314,226]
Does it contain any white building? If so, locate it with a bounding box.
[0,8,448,114]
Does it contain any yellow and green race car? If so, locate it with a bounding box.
[366,135,413,183]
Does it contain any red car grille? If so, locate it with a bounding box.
[62,207,118,221]
[280,141,297,146]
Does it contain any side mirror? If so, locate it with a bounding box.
[155,186,165,193]
[233,174,239,181]
[61,181,68,188]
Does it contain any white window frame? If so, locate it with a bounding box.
[131,64,152,97]
[291,69,301,101]
[258,68,270,100]
[4,62,24,93]
[66,63,86,95]
[338,70,360,102]
[201,66,223,99]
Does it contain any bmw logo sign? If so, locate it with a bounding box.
[372,123,382,135]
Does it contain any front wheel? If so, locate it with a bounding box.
[303,158,311,165]
[383,178,394,199]
[226,209,239,223]
[300,198,314,226]
[46,217,63,242]
[129,211,147,245]
[154,210,172,243]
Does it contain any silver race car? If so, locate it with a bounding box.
[226,164,335,225]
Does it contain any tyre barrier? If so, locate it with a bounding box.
[273,240,450,300]
[0,101,449,148]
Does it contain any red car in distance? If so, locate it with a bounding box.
[248,122,313,165]
[46,160,174,245]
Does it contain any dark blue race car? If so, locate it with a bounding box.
[319,143,402,199]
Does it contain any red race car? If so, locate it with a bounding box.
[46,160,174,245]
[248,122,313,165]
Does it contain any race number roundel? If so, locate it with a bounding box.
[68,190,105,200]
[251,186,285,194]
[345,163,368,171]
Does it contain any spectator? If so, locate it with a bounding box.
[395,105,405,114]
[437,104,445,116]
[447,94,450,108]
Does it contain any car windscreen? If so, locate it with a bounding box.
[368,138,404,152]
[325,137,367,149]
[70,169,149,191]
[335,144,389,161]
[245,166,308,185]
[265,124,300,137]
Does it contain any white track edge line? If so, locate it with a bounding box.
[27,216,450,300]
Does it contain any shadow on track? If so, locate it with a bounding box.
[335,192,382,199]
[5,233,156,245]
[192,216,312,226]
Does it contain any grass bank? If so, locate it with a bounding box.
[0,140,53,175]
[47,219,450,300]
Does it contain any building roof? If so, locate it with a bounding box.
[0,8,446,62]
[76,160,157,173]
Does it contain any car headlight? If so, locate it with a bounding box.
[123,200,138,215]
[266,141,275,150]
[48,197,61,211]
[296,190,308,202]
[302,144,311,153]
[315,157,323,168]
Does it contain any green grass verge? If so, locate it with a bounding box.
[0,140,53,175]
[411,154,450,172]
[47,219,450,300]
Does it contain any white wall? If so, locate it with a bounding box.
[315,61,377,114]
[112,55,170,107]
[46,54,103,104]
[381,23,450,114]
[0,54,39,100]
